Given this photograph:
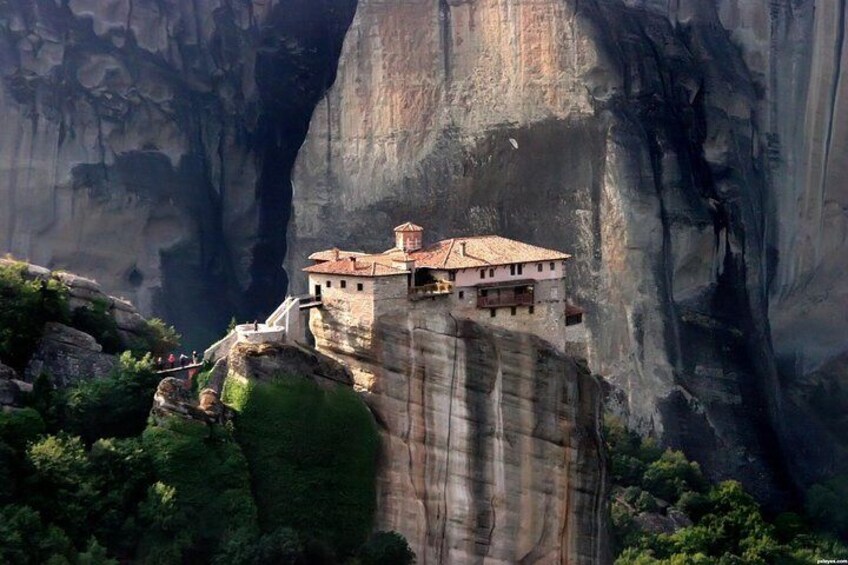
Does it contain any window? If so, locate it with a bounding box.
[517,264,523,275]
[341,280,347,289]
[550,262,555,271]
[510,264,516,275]
[529,306,535,314]
[489,268,494,277]
[326,280,332,288]
[537,264,543,273]
[448,271,456,281]
[511,307,517,316]
[357,283,364,291]
[458,291,464,299]
[480,289,488,297]
[480,269,486,279]
[490,309,496,318]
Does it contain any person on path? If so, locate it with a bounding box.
[168,353,176,369]
[156,356,163,370]
[179,354,188,368]
[191,351,199,365]
[253,320,259,332]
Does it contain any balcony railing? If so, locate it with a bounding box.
[409,281,454,300]
[477,293,534,308]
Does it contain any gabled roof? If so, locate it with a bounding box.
[409,235,570,269]
[308,248,367,262]
[304,234,571,277]
[394,222,424,232]
[303,256,408,278]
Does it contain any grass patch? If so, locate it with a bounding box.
[225,375,379,556]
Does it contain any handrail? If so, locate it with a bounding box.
[409,281,453,296]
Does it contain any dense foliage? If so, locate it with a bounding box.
[63,354,161,444]
[0,263,69,369]
[223,375,381,557]
[607,418,848,564]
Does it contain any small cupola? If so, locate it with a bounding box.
[394,222,424,252]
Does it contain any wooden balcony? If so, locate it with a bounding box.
[409,281,454,300]
[477,291,534,308]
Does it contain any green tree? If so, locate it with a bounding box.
[24,434,98,544]
[358,531,416,565]
[69,299,123,354]
[0,263,69,369]
[139,318,181,357]
[642,450,707,503]
[0,504,74,565]
[64,353,159,444]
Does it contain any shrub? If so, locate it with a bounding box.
[642,450,707,503]
[0,504,75,565]
[358,531,416,565]
[69,300,123,354]
[24,434,98,544]
[140,417,259,563]
[805,474,848,539]
[0,263,69,369]
[138,318,181,357]
[64,353,160,444]
[225,375,379,556]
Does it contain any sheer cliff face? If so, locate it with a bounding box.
[289,0,792,500]
[0,0,356,346]
[311,311,609,564]
[289,0,847,498]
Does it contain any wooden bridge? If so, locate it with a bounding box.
[155,363,204,376]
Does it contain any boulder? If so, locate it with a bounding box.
[0,361,21,406]
[25,322,118,387]
[227,341,351,387]
[150,378,233,425]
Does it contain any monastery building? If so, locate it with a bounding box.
[302,223,585,355]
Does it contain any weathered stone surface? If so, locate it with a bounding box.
[0,361,21,406]
[150,377,233,425]
[226,341,351,388]
[25,322,118,387]
[288,0,848,504]
[312,310,609,564]
[0,0,358,347]
[633,508,692,536]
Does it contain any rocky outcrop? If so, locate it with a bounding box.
[225,341,351,388]
[0,0,358,347]
[150,377,233,425]
[0,361,21,407]
[312,311,609,564]
[2,258,151,346]
[25,322,118,387]
[287,0,848,503]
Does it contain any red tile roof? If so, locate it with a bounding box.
[409,235,570,269]
[305,235,571,277]
[308,248,367,262]
[303,256,408,278]
[394,221,424,232]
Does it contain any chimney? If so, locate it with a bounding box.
[332,248,340,260]
[460,242,467,257]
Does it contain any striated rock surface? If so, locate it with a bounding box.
[311,310,609,564]
[25,322,118,387]
[0,0,358,346]
[290,0,848,501]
